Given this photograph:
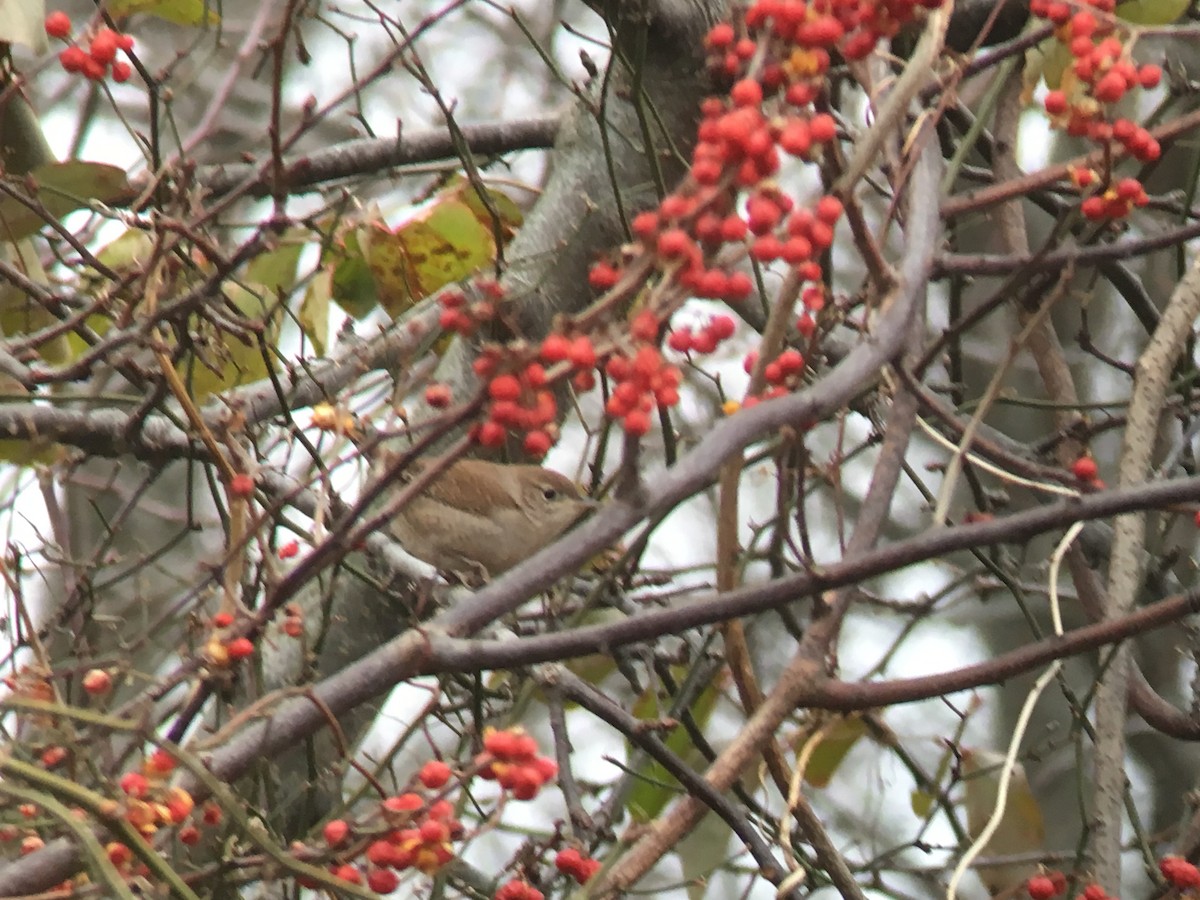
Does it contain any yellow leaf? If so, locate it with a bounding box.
[962,749,1046,896]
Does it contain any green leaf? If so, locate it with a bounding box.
[1115,0,1188,24]
[244,231,305,294]
[800,716,867,788]
[0,239,69,364]
[0,0,48,53]
[328,228,379,319]
[361,200,495,317]
[679,812,730,900]
[106,0,220,25]
[299,269,331,357]
[626,681,719,823]
[178,285,279,401]
[0,162,131,242]
[0,240,61,464]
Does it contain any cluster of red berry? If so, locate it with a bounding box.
[475,726,560,800]
[667,313,737,354]
[45,13,134,83]
[1024,857,1200,899]
[495,878,545,900]
[603,313,685,437]
[555,846,602,884]
[437,282,501,337]
[302,729,559,895]
[4,786,215,891]
[444,0,943,451]
[206,611,255,664]
[97,750,195,873]
[473,364,558,457]
[315,792,462,893]
[1159,855,1200,889]
[581,0,942,435]
[1034,0,1161,220]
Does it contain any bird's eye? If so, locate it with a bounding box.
[542,487,559,501]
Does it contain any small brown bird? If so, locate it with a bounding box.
[387,457,595,580]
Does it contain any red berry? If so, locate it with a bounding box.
[1093,71,1126,103]
[84,58,108,82]
[540,334,570,363]
[623,410,652,436]
[631,211,659,241]
[1161,855,1200,888]
[333,863,362,884]
[212,611,234,628]
[705,22,735,49]
[588,261,620,291]
[119,772,149,798]
[44,11,71,39]
[229,473,255,497]
[630,311,659,343]
[1080,196,1107,220]
[692,330,719,356]
[776,349,804,375]
[720,215,748,242]
[781,236,812,264]
[1069,10,1096,38]
[111,60,132,83]
[729,78,763,107]
[522,430,552,458]
[667,329,693,352]
[779,120,811,156]
[323,819,350,847]
[658,194,691,219]
[1071,455,1099,480]
[815,195,843,225]
[567,336,597,369]
[495,879,544,900]
[367,868,400,893]
[751,235,782,262]
[1026,874,1058,900]
[488,374,521,402]
[725,271,753,301]
[808,113,836,143]
[424,383,452,408]
[148,748,176,773]
[656,228,691,258]
[88,28,120,65]
[82,668,112,696]
[382,792,424,815]
[226,637,254,659]
[418,759,452,789]
[58,45,87,72]
[1138,63,1162,89]
[709,314,736,339]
